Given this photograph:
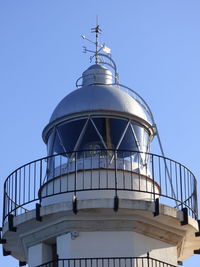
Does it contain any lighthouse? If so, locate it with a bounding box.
[1,25,200,267]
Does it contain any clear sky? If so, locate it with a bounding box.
[0,1,200,266]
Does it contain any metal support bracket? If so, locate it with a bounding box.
[195,220,200,237]
[72,196,78,214]
[19,261,27,266]
[181,208,188,225]
[0,227,6,244]
[153,198,159,216]
[36,203,42,222]
[114,195,119,212]
[8,214,17,232]
[3,247,11,256]
[194,249,200,254]
[0,238,6,244]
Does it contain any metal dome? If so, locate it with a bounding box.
[42,63,155,142]
[50,85,148,122]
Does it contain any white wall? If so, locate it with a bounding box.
[57,231,177,265]
[28,243,52,267]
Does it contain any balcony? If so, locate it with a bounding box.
[35,256,177,267]
[2,149,198,226]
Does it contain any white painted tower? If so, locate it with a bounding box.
[1,25,200,267]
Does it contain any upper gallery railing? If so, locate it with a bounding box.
[2,149,198,225]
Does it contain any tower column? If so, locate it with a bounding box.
[28,243,52,267]
[57,231,177,265]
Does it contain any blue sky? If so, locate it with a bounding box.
[0,1,200,266]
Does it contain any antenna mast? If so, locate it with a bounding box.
[91,16,102,63]
[81,20,118,83]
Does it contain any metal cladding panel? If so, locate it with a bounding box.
[49,85,148,123]
[82,64,113,86]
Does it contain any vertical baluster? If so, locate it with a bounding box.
[60,155,62,193]
[67,155,69,192]
[165,159,167,197]
[151,155,155,202]
[123,152,125,190]
[39,159,42,203]
[28,164,31,203]
[83,151,85,190]
[138,152,141,192]
[34,162,37,199]
[184,167,186,207]
[23,166,25,206]
[3,180,7,224]
[158,156,161,192]
[170,160,172,198]
[130,152,133,191]
[147,253,150,267]
[179,164,183,210]
[175,163,178,208]
[106,150,108,189]
[52,156,56,196]
[187,169,190,213]
[114,151,118,211]
[19,168,21,213]
[90,153,93,190]
[14,172,17,216]
[11,174,14,213]
[74,152,77,197]
[99,151,101,189]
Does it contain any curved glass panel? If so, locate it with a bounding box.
[47,119,86,155]
[47,129,56,155]
[118,124,138,152]
[46,117,152,180]
[132,123,150,153]
[92,118,127,149]
[78,120,104,151]
[47,118,150,157]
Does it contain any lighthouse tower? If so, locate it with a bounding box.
[1,26,200,267]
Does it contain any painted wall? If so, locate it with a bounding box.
[57,231,177,265]
[28,243,52,267]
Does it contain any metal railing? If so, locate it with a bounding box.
[2,150,198,225]
[36,256,177,267]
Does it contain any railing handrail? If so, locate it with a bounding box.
[35,255,177,267]
[3,149,196,183]
[2,149,198,225]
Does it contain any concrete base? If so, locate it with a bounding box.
[41,169,160,206]
[2,199,200,265]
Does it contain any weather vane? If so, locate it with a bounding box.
[81,18,111,64]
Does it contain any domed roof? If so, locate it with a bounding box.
[49,85,148,123]
[86,64,107,71]
[43,64,155,142]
